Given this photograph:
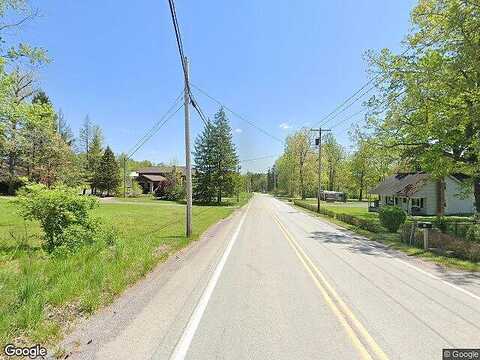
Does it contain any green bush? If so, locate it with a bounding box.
[117,179,143,198]
[335,213,383,233]
[465,224,480,243]
[155,174,185,201]
[434,216,448,233]
[379,206,407,232]
[15,184,99,252]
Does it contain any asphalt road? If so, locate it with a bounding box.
[63,194,480,360]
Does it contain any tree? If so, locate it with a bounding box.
[32,90,50,105]
[365,0,480,212]
[283,129,314,199]
[193,107,238,203]
[322,133,344,191]
[211,108,238,203]
[78,117,104,193]
[94,146,120,196]
[56,109,74,147]
[193,121,216,203]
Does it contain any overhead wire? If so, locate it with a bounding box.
[127,102,184,159]
[191,84,284,144]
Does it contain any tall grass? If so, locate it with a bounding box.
[0,195,249,346]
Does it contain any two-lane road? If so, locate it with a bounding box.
[65,194,480,360]
[169,194,480,360]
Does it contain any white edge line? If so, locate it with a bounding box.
[170,203,250,360]
[396,259,480,302]
[276,198,480,303]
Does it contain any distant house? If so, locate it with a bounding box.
[320,190,346,202]
[369,172,475,216]
[134,166,189,194]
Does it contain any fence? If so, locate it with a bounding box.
[400,223,480,262]
[294,199,480,262]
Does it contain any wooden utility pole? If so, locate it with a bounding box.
[310,128,331,212]
[184,57,193,237]
[123,156,127,198]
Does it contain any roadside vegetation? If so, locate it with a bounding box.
[0,191,251,347]
[293,199,480,271]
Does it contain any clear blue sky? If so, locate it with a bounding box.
[21,0,417,172]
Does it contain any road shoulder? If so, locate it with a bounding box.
[52,203,250,360]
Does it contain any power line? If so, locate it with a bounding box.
[190,91,210,126]
[191,84,285,144]
[128,103,184,159]
[167,0,188,87]
[240,154,279,163]
[315,41,436,129]
[330,88,408,131]
[126,91,183,157]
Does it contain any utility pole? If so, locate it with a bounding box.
[123,156,127,198]
[236,165,241,203]
[184,57,193,237]
[310,128,331,212]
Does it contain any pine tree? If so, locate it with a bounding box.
[211,108,239,203]
[94,146,120,196]
[193,121,216,203]
[193,107,238,204]
[56,109,74,147]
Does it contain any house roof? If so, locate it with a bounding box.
[140,174,167,182]
[370,172,431,197]
[136,166,186,175]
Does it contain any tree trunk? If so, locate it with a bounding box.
[299,164,305,199]
[359,170,364,201]
[328,164,334,191]
[7,154,15,195]
[474,176,480,214]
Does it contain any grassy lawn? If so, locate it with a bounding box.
[291,199,480,272]
[0,193,251,348]
[302,198,474,222]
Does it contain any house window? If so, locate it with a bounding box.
[411,198,424,208]
[403,198,406,203]
[395,197,399,205]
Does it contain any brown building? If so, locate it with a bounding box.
[133,166,189,194]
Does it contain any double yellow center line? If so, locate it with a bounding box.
[272,213,389,360]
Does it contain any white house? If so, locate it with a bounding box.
[369,172,475,216]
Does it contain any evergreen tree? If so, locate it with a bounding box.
[193,107,238,204]
[94,146,120,196]
[56,109,74,147]
[193,121,216,203]
[78,117,103,194]
[32,90,51,105]
[211,108,238,203]
[88,126,104,194]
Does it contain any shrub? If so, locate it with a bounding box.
[434,216,448,233]
[15,184,99,252]
[465,224,480,243]
[379,206,406,232]
[155,174,185,201]
[117,179,143,198]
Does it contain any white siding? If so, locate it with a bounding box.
[414,181,437,215]
[444,177,475,215]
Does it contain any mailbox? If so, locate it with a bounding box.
[418,222,433,229]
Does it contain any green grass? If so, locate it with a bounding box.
[302,198,473,222]
[0,193,251,347]
[291,200,480,272]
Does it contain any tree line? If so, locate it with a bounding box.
[0,1,122,196]
[272,0,480,214]
[272,129,391,201]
